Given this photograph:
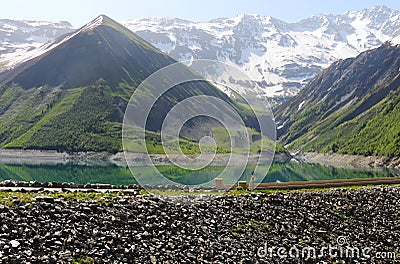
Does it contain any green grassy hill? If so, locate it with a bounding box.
[275,43,400,157]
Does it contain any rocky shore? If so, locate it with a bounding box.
[297,152,400,170]
[0,186,399,263]
[0,149,112,166]
[0,149,291,167]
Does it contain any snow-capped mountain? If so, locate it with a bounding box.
[0,19,72,69]
[124,5,400,100]
[1,6,400,101]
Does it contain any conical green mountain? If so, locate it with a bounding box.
[0,15,259,153]
[0,15,176,89]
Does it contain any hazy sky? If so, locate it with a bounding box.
[1,0,399,27]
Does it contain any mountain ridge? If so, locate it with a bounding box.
[1,6,400,100]
[125,5,400,100]
[0,6,400,103]
[0,19,72,69]
[0,14,172,89]
[274,41,400,157]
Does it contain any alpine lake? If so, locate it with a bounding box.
[0,159,398,187]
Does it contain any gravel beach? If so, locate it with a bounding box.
[0,186,399,263]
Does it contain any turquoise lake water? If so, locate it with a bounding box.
[0,161,398,186]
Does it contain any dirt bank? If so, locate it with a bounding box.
[297,152,400,170]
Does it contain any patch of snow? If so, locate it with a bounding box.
[298,100,305,111]
[153,42,174,53]
[390,35,400,46]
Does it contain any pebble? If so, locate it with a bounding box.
[9,240,20,248]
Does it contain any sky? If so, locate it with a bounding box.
[0,0,399,27]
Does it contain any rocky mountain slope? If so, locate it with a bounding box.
[0,19,72,69]
[274,41,400,157]
[125,5,400,100]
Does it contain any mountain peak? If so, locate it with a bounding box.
[369,5,392,12]
[0,14,169,89]
[80,14,118,32]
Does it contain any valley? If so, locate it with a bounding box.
[0,3,399,263]
[0,8,399,170]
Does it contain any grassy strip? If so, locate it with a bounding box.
[0,184,398,206]
[72,257,95,264]
[0,191,122,206]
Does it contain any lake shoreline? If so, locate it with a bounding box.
[0,149,291,166]
[297,152,400,170]
[2,149,400,171]
[1,148,400,172]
